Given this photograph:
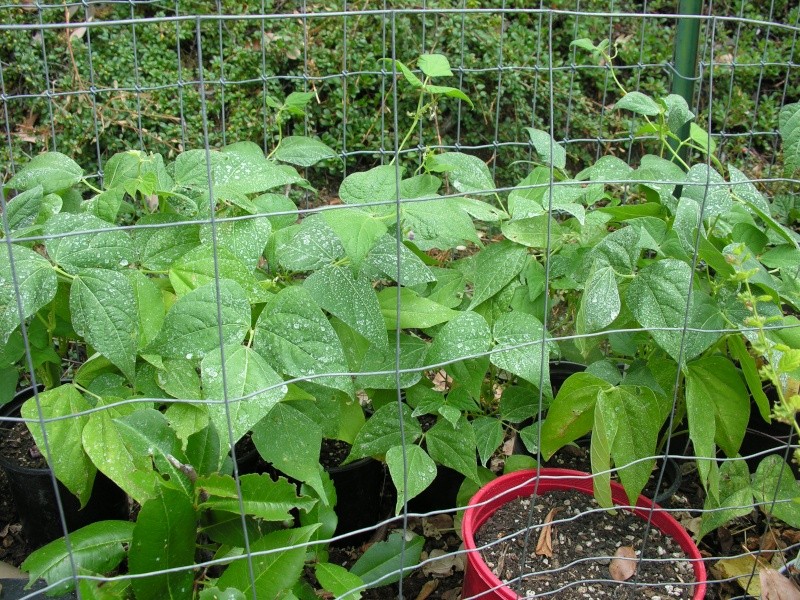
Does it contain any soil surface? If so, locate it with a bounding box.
[0,421,47,469]
[474,490,696,599]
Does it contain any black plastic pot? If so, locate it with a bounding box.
[0,385,129,549]
[406,464,464,514]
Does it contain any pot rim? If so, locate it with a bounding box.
[461,468,707,600]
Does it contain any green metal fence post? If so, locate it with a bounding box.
[670,0,702,166]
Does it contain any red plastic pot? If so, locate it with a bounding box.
[461,468,706,599]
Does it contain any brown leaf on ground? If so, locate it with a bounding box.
[760,568,800,600]
[609,546,638,581]
[414,579,439,600]
[535,507,561,557]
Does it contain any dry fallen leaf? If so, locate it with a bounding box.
[760,568,800,600]
[422,548,463,577]
[535,507,562,557]
[609,545,638,581]
[414,579,439,600]
[422,514,454,539]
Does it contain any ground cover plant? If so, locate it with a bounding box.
[0,26,799,600]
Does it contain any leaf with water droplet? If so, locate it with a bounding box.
[468,241,528,309]
[147,279,250,359]
[304,264,386,348]
[377,287,457,329]
[346,403,421,462]
[44,213,133,274]
[251,403,325,501]
[253,286,352,396]
[356,333,428,390]
[70,267,138,381]
[491,311,551,388]
[426,416,480,483]
[361,234,435,286]
[321,207,387,269]
[201,344,286,446]
[199,215,272,271]
[276,216,345,272]
[7,151,83,194]
[0,244,57,344]
[428,311,490,398]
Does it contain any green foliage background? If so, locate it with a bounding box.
[1,0,798,188]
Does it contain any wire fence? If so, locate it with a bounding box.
[0,1,799,599]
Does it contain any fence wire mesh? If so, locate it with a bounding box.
[0,1,799,599]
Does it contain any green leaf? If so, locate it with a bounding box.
[381,58,423,88]
[491,311,549,387]
[356,333,428,390]
[581,262,620,333]
[339,165,402,216]
[315,563,363,600]
[199,588,246,600]
[129,486,196,600]
[253,286,352,396]
[0,244,57,344]
[468,241,528,309]
[128,270,164,350]
[71,268,138,380]
[501,215,561,249]
[346,403,421,462]
[361,235,435,286]
[626,259,722,363]
[184,422,220,477]
[686,357,750,459]
[428,152,494,194]
[158,359,202,400]
[132,214,200,271]
[7,152,83,193]
[779,102,800,175]
[216,525,320,598]
[82,409,169,504]
[662,94,695,135]
[615,91,661,116]
[689,122,717,156]
[386,444,437,514]
[214,141,305,194]
[402,197,480,250]
[428,311,491,397]
[599,386,661,504]
[377,287,457,329]
[148,279,250,360]
[525,128,567,170]
[169,245,260,301]
[113,409,192,493]
[727,335,770,421]
[418,53,453,78]
[682,164,731,219]
[591,399,616,509]
[452,197,508,222]
[321,208,387,268]
[44,213,133,274]
[590,225,641,276]
[21,521,134,596]
[752,455,800,528]
[202,345,287,445]
[699,460,753,539]
[251,403,325,501]
[198,472,316,520]
[426,417,480,483]
[251,193,299,231]
[473,416,504,466]
[273,136,338,167]
[541,373,613,458]
[21,384,95,506]
[199,217,272,271]
[277,217,345,272]
[350,532,424,587]
[5,185,43,232]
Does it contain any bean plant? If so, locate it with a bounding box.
[1,44,799,596]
